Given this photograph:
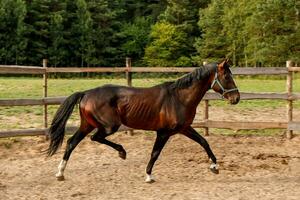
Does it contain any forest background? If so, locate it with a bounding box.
[0,0,299,68]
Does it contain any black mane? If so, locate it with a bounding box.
[169,63,217,89]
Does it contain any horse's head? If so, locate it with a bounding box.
[210,59,240,104]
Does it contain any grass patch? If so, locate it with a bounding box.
[0,75,299,132]
[210,99,300,109]
[0,77,175,98]
[1,75,299,110]
[206,128,285,136]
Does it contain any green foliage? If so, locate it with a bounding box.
[195,0,228,64]
[147,0,209,67]
[0,0,299,67]
[120,17,152,65]
[160,0,200,26]
[144,22,192,66]
[24,0,51,65]
[48,1,67,67]
[88,0,118,66]
[0,0,27,65]
[73,0,94,67]
[244,0,300,66]
[222,0,249,66]
[195,0,300,67]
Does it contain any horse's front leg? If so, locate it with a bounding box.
[181,126,219,174]
[145,131,170,183]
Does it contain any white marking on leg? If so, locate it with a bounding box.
[210,163,218,170]
[209,162,219,174]
[56,160,67,178]
[145,174,155,183]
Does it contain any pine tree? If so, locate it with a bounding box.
[159,0,201,26]
[158,0,207,65]
[88,0,119,66]
[103,0,127,66]
[144,22,191,66]
[222,0,249,66]
[120,17,152,65]
[0,0,27,65]
[118,0,167,66]
[244,0,299,66]
[13,0,27,65]
[24,0,51,65]
[195,0,228,64]
[145,0,168,21]
[148,0,212,66]
[62,0,77,66]
[48,0,67,67]
[289,0,300,63]
[72,0,94,67]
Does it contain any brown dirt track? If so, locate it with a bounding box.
[0,132,300,200]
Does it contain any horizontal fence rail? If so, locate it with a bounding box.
[0,59,299,138]
[0,121,291,138]
[46,67,290,74]
[288,122,300,131]
[1,92,300,107]
[1,65,296,75]
[0,65,45,74]
[0,125,130,138]
[0,97,65,106]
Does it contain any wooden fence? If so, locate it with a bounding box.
[0,59,299,138]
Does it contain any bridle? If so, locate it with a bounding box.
[210,69,238,98]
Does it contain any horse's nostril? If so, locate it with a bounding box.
[229,95,240,104]
[233,96,240,104]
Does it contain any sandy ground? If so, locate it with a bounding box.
[0,132,300,200]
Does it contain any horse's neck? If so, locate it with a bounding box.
[176,77,211,108]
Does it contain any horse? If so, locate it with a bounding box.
[47,59,240,183]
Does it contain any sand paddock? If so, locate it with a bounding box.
[0,132,300,200]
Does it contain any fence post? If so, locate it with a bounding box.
[203,61,209,136]
[43,59,48,137]
[286,61,293,139]
[126,57,132,86]
[204,100,209,136]
[126,58,134,135]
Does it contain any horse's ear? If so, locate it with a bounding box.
[218,58,232,71]
[218,59,227,70]
[225,58,233,67]
[225,58,229,64]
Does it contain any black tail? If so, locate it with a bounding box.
[47,92,85,156]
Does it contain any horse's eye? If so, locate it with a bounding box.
[225,74,231,80]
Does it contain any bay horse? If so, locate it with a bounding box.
[47,60,240,183]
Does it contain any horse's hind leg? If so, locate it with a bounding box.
[56,125,94,181]
[91,127,126,159]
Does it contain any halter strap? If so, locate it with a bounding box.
[211,70,238,98]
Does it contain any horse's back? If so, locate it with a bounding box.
[79,84,170,130]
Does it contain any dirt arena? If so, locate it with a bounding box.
[0,131,300,200]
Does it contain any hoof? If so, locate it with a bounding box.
[56,175,65,181]
[210,167,219,174]
[210,163,219,174]
[119,151,126,160]
[145,175,155,183]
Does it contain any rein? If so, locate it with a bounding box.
[210,69,238,98]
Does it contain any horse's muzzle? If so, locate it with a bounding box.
[225,90,240,105]
[229,93,240,105]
